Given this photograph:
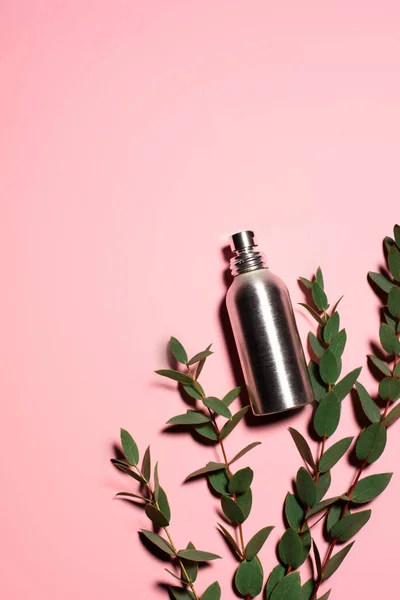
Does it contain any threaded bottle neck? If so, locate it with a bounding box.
[230,246,267,276]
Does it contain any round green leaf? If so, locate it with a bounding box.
[170,337,188,364]
[236,489,253,521]
[120,429,139,466]
[221,495,245,524]
[266,564,286,599]
[235,557,263,597]
[285,492,305,531]
[309,332,324,358]
[200,582,221,600]
[379,323,400,355]
[356,423,387,464]
[270,572,301,600]
[323,312,340,344]
[145,503,169,527]
[314,391,341,438]
[319,350,340,384]
[351,473,393,503]
[193,422,219,441]
[208,469,230,495]
[319,437,353,473]
[308,360,328,402]
[296,467,317,507]
[316,470,331,501]
[329,329,347,359]
[228,467,254,494]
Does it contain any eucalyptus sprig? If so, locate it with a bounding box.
[266,267,362,600]
[111,428,222,600]
[156,341,274,599]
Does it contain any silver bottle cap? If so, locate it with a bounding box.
[229,230,266,276]
[230,230,257,252]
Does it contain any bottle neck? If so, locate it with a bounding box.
[230,246,267,276]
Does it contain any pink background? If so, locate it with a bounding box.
[1,1,400,598]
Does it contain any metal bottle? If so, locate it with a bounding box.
[226,230,314,415]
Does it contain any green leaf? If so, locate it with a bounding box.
[219,406,249,440]
[327,501,349,532]
[330,510,371,542]
[235,557,263,597]
[141,529,175,556]
[196,343,213,378]
[266,564,286,599]
[368,355,392,376]
[110,459,146,484]
[221,495,245,524]
[187,349,213,366]
[299,303,324,325]
[176,549,221,562]
[316,470,331,502]
[314,391,341,438]
[309,332,324,359]
[394,224,400,248]
[388,245,400,281]
[120,429,139,466]
[354,382,381,424]
[316,266,324,289]
[323,312,340,344]
[154,462,160,502]
[368,271,395,294]
[285,492,305,531]
[208,469,230,495]
[385,235,396,253]
[222,386,242,406]
[185,462,225,481]
[158,487,171,522]
[170,337,188,364]
[288,427,317,470]
[356,423,387,464]
[193,422,219,441]
[245,526,274,560]
[306,496,342,518]
[380,323,400,355]
[388,286,400,318]
[319,437,353,472]
[296,467,317,507]
[142,445,151,482]
[379,377,390,399]
[167,412,211,426]
[323,542,354,581]
[217,523,242,558]
[228,467,254,494]
[300,578,314,600]
[236,489,252,521]
[203,397,232,419]
[351,473,392,503]
[229,442,261,465]
[330,295,344,315]
[382,403,400,427]
[145,503,169,527]
[334,367,362,402]
[169,586,195,600]
[270,572,301,600]
[319,350,340,385]
[155,369,194,385]
[394,361,400,377]
[329,329,347,359]
[389,377,400,401]
[181,542,198,583]
[278,528,303,568]
[312,281,328,311]
[308,361,328,401]
[299,527,312,565]
[165,569,187,585]
[184,384,203,400]
[200,582,221,600]
[384,308,397,331]
[318,591,331,600]
[299,276,313,289]
[313,540,322,579]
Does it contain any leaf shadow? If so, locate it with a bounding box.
[162,424,220,450]
[349,388,370,432]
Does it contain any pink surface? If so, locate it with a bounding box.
[1,1,400,598]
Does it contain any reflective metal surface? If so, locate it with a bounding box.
[226,233,314,416]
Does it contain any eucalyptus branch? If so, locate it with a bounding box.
[266,267,362,600]
[156,340,274,598]
[111,429,222,600]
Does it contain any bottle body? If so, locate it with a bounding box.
[226,267,313,415]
